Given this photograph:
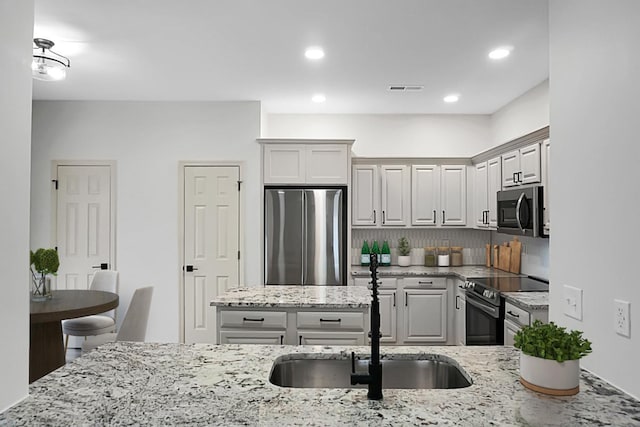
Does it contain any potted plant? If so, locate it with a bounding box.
[30,248,59,301]
[397,237,411,267]
[514,320,592,396]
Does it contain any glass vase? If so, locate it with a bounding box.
[31,275,52,302]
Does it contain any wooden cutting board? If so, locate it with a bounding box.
[509,237,522,274]
[493,245,499,268]
[499,243,511,271]
[485,244,491,267]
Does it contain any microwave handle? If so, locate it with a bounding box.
[515,192,526,233]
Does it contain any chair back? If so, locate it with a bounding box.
[89,270,119,319]
[116,286,154,342]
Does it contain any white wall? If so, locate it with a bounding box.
[0,0,33,411]
[264,114,492,157]
[490,80,549,147]
[550,0,639,399]
[31,101,261,343]
[491,232,549,280]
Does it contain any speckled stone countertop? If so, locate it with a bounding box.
[503,292,550,311]
[2,343,638,426]
[351,265,522,280]
[210,285,371,308]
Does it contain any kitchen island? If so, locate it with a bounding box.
[1,343,638,426]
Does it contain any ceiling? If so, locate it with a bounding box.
[32,0,549,114]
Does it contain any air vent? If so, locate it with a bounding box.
[388,85,424,92]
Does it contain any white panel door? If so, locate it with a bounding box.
[520,143,541,184]
[263,144,305,184]
[474,162,488,228]
[411,165,439,226]
[380,165,409,226]
[306,144,348,184]
[352,165,379,226]
[403,289,447,343]
[541,139,551,234]
[440,165,466,226]
[378,290,397,343]
[55,165,112,290]
[487,157,502,228]
[184,166,240,344]
[501,150,520,187]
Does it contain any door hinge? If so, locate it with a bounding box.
[237,180,242,191]
[237,250,241,260]
[52,179,59,190]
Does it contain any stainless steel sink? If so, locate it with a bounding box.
[269,354,472,389]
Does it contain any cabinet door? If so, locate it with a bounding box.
[403,289,447,343]
[501,150,520,187]
[380,165,410,226]
[455,290,466,346]
[298,331,365,346]
[503,319,520,347]
[219,330,285,345]
[474,162,488,228]
[352,165,379,226]
[541,139,550,234]
[440,165,466,226]
[379,290,397,343]
[411,165,439,226]
[263,144,306,184]
[306,144,348,184]
[487,157,502,228]
[519,143,541,185]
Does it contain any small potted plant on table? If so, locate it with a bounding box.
[397,237,411,267]
[30,248,59,301]
[514,320,592,396]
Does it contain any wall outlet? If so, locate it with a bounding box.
[563,285,583,320]
[614,299,631,338]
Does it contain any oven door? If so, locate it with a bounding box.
[465,292,503,345]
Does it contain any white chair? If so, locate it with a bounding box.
[62,270,119,352]
[82,286,154,353]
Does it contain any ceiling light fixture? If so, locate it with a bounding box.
[488,47,511,60]
[312,94,326,103]
[443,94,459,103]
[305,47,325,60]
[32,38,70,81]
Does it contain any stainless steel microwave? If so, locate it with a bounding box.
[497,186,546,238]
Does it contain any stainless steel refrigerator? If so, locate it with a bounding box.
[264,187,346,285]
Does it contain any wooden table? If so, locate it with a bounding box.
[30,290,119,383]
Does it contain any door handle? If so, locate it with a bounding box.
[373,210,376,224]
[92,263,108,270]
[515,193,526,234]
[280,335,284,345]
[405,292,408,306]
[184,265,199,272]
[393,293,396,307]
[518,171,523,183]
[433,210,436,224]
[456,295,460,309]
[382,210,386,224]
[442,210,445,225]
[512,172,517,184]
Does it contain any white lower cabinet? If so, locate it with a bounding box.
[503,300,549,347]
[455,286,466,346]
[504,319,519,347]
[219,330,285,345]
[378,289,397,343]
[402,288,448,343]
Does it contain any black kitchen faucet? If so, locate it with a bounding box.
[350,253,383,400]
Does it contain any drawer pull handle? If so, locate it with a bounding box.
[319,318,341,323]
[243,317,265,322]
[507,311,520,318]
[418,281,433,285]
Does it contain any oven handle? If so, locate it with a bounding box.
[515,192,526,233]
[465,292,499,319]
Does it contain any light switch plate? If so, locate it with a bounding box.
[563,285,583,320]
[614,299,631,338]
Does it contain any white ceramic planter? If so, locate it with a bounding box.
[397,256,411,267]
[520,353,580,395]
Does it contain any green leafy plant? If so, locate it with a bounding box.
[398,237,411,256]
[30,248,60,280]
[514,320,592,363]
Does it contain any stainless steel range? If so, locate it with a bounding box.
[459,276,549,345]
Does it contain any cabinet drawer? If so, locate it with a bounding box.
[296,311,364,330]
[505,302,530,327]
[354,277,397,289]
[402,277,447,289]
[219,310,287,329]
[298,331,365,346]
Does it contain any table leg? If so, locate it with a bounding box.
[30,321,65,383]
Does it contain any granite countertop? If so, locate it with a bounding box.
[2,343,638,426]
[210,285,371,309]
[351,265,523,280]
[503,292,550,311]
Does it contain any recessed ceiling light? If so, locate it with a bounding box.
[312,94,326,103]
[488,47,511,60]
[443,94,459,103]
[305,47,325,60]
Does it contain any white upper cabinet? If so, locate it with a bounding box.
[440,165,466,226]
[262,141,351,185]
[501,142,541,187]
[487,157,502,227]
[474,162,488,228]
[352,165,380,226]
[411,165,439,226]
[541,139,550,235]
[380,165,410,226]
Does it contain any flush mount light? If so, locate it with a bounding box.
[312,94,326,103]
[443,94,459,103]
[488,47,511,60]
[305,47,325,60]
[32,38,70,81]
